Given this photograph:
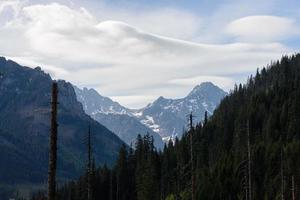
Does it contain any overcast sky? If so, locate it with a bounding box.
[0,0,299,108]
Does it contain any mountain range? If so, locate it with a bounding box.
[74,82,227,145]
[74,86,164,148]
[0,56,226,198]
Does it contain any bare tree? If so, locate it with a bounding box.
[48,81,58,200]
[291,175,295,200]
[189,112,195,200]
[87,125,92,200]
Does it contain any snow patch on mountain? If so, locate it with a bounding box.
[140,115,160,133]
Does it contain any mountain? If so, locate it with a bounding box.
[133,82,227,140]
[74,83,226,144]
[47,54,300,200]
[74,87,164,149]
[0,57,125,197]
[74,87,130,115]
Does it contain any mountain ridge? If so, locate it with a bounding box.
[74,82,227,142]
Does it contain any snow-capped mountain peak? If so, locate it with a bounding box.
[73,82,227,144]
[188,82,225,98]
[130,82,227,138]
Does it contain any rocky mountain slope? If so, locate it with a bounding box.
[0,57,125,191]
[74,87,164,148]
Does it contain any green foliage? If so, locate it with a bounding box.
[165,194,175,200]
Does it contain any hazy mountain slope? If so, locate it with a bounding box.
[0,57,125,188]
[92,113,164,148]
[74,87,164,149]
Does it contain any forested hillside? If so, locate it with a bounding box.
[34,54,300,200]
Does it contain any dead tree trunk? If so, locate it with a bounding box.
[189,112,195,200]
[292,175,295,200]
[87,125,92,200]
[110,170,113,200]
[48,81,58,200]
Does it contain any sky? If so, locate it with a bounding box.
[0,0,299,108]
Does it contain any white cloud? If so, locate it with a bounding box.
[0,3,294,108]
[95,6,203,40]
[111,95,158,109]
[0,0,24,26]
[226,15,300,42]
[0,0,21,14]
